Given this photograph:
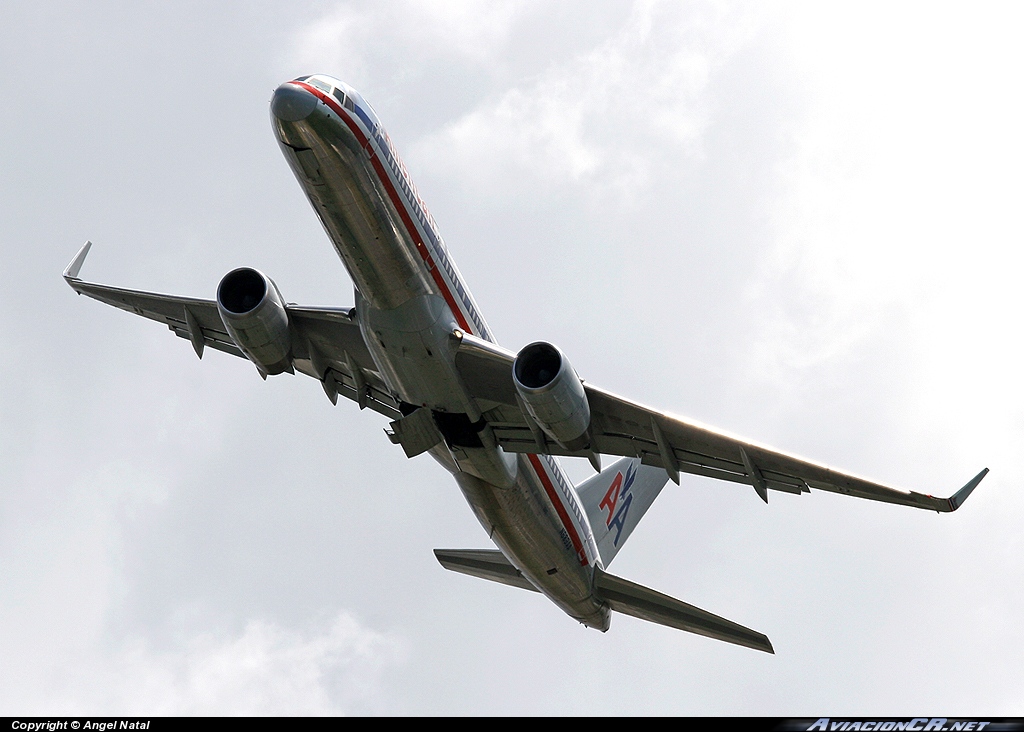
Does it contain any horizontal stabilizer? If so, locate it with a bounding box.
[594,569,774,654]
[434,549,538,593]
[436,550,773,652]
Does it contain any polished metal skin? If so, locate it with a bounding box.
[270,76,608,630]
[63,75,988,653]
[216,268,293,376]
[513,342,593,451]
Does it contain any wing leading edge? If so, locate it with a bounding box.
[63,242,401,419]
[65,243,988,512]
[452,330,988,513]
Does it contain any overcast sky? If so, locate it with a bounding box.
[1,0,1022,716]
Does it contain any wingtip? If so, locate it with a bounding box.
[948,467,989,511]
[63,241,93,282]
[748,631,775,655]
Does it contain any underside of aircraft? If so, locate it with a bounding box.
[64,74,987,654]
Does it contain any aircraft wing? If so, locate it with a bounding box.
[64,242,401,419]
[454,331,987,512]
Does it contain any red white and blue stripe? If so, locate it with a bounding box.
[293,80,492,342]
[293,79,597,567]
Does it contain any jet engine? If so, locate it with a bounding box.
[512,341,592,451]
[217,267,293,376]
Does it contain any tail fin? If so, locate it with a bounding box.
[576,457,669,567]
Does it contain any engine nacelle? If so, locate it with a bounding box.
[217,267,293,376]
[512,341,592,451]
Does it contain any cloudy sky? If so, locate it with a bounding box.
[1,0,1022,715]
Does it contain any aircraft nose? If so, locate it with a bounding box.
[271,83,317,122]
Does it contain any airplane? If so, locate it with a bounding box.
[63,74,989,654]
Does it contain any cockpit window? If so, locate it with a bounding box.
[294,75,310,82]
[307,77,332,94]
[332,87,346,105]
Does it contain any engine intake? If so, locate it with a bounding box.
[217,267,293,376]
[513,341,591,451]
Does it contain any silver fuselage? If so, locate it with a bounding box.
[270,77,608,629]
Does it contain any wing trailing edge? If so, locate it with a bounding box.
[451,330,988,515]
[62,242,403,418]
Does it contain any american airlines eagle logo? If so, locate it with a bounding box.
[599,463,638,546]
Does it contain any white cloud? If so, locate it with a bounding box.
[415,2,758,199]
[287,5,373,81]
[285,1,761,199]
[286,0,527,79]
[32,612,404,716]
[0,458,404,716]
[5,0,1020,715]
[743,3,1024,475]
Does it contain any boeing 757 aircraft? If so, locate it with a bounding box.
[64,75,988,653]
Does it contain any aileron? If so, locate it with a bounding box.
[63,242,395,416]
[450,331,986,513]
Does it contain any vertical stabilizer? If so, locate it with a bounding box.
[576,457,669,567]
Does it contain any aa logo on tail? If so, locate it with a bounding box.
[599,463,637,546]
